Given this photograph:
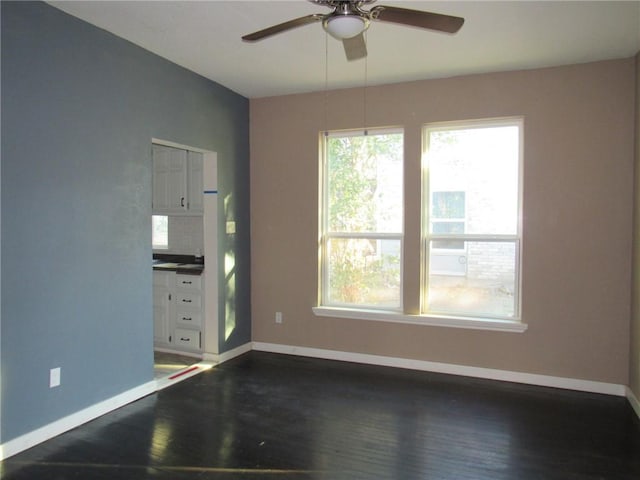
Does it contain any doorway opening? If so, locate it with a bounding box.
[151,138,218,384]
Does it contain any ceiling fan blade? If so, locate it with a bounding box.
[343,33,367,61]
[370,6,464,34]
[242,14,324,42]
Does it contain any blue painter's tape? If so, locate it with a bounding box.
[203,190,218,194]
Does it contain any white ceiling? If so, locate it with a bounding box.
[48,1,640,98]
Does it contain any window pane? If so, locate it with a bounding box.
[432,191,465,249]
[428,241,517,318]
[326,237,401,309]
[327,132,403,233]
[432,191,465,219]
[428,126,519,235]
[152,215,168,249]
[432,222,465,250]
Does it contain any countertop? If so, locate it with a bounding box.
[152,254,204,276]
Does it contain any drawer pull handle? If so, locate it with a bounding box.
[181,197,185,207]
[182,281,192,285]
[180,337,190,342]
[182,299,192,303]
[182,317,192,321]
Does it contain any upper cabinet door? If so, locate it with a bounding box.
[152,145,188,214]
[188,151,204,213]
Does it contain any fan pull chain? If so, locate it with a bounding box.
[324,32,329,137]
[363,31,368,136]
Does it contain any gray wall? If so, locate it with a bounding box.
[1,1,250,442]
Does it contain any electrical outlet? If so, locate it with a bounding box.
[275,312,283,324]
[50,367,61,388]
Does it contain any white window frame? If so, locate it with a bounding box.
[318,128,404,312]
[421,117,524,322]
[313,118,527,334]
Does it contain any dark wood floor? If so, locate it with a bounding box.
[2,351,640,479]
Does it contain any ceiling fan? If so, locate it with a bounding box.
[242,0,464,61]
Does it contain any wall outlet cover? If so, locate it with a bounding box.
[50,367,61,388]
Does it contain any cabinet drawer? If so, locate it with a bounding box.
[176,274,201,290]
[176,292,201,309]
[175,310,202,327]
[174,328,200,350]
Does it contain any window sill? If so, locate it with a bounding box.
[312,307,527,333]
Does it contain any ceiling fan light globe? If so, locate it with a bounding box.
[323,15,368,40]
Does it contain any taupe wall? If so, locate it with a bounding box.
[631,52,640,398]
[250,58,635,385]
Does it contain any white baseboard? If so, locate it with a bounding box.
[0,381,157,461]
[627,387,640,419]
[252,342,628,397]
[203,342,252,365]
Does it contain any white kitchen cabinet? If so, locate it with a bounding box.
[173,274,204,352]
[152,271,174,347]
[152,145,187,213]
[153,270,204,353]
[152,144,203,215]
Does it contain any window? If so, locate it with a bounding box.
[319,128,404,310]
[315,119,524,330]
[423,119,522,320]
[152,215,169,250]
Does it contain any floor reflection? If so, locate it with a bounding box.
[153,351,199,379]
